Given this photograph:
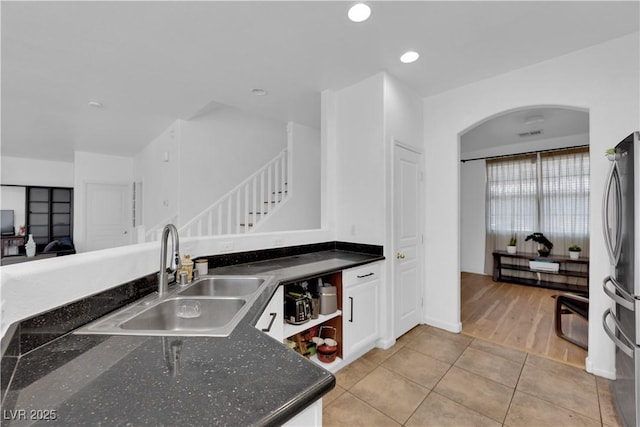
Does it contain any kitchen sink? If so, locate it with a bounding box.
[119,297,246,331]
[75,275,272,337]
[178,276,265,297]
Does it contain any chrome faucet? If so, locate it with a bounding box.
[159,224,181,297]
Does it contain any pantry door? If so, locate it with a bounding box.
[85,182,132,251]
[393,142,424,338]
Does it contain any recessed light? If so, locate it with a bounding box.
[400,51,420,64]
[251,88,268,96]
[87,100,103,108]
[348,3,371,22]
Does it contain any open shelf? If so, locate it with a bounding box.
[284,310,342,338]
[493,251,589,294]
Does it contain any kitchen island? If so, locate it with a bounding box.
[1,243,383,426]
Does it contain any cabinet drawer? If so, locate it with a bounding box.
[343,262,381,286]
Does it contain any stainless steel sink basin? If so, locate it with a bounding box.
[178,276,264,297]
[75,275,272,337]
[120,297,246,331]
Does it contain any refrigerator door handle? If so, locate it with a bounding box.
[602,160,623,266]
[603,275,636,311]
[603,308,634,358]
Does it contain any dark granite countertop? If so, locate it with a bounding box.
[2,249,383,426]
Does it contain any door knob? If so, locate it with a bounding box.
[396,252,405,259]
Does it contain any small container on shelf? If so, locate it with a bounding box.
[316,325,338,363]
[319,285,337,315]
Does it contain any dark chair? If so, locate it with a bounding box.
[553,293,589,350]
[42,237,76,256]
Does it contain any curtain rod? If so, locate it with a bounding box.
[460,144,589,163]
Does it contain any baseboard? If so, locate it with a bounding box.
[586,356,616,379]
[376,337,396,350]
[423,316,462,333]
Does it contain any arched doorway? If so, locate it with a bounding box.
[458,105,590,367]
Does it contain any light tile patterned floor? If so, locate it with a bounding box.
[323,325,621,427]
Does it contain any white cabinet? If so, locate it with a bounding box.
[255,286,284,341]
[255,262,381,369]
[342,262,380,362]
[283,399,322,427]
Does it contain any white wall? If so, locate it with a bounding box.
[462,132,589,161]
[423,33,640,378]
[73,151,134,253]
[133,121,182,232]
[460,160,486,274]
[333,73,385,245]
[1,156,74,188]
[257,122,321,232]
[178,106,287,225]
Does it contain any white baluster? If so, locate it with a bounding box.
[267,164,273,214]
[273,161,280,205]
[244,182,249,232]
[281,153,286,199]
[252,176,257,230]
[260,170,265,218]
[227,197,232,234]
[235,191,241,234]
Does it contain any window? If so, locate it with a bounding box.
[486,147,589,254]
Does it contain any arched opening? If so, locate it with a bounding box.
[458,105,590,367]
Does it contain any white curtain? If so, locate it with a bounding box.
[540,148,590,255]
[484,154,538,273]
[484,147,590,274]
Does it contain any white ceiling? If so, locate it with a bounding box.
[2,1,638,162]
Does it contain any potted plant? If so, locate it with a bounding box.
[507,235,517,254]
[568,244,582,259]
[525,232,553,257]
[606,148,618,161]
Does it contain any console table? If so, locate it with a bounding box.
[492,250,589,295]
[1,235,25,257]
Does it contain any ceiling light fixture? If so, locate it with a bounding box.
[251,88,268,96]
[87,100,103,109]
[348,3,371,22]
[400,51,420,64]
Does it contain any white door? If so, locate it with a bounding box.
[393,143,423,338]
[85,183,132,251]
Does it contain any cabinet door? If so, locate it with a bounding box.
[255,286,284,342]
[283,399,322,427]
[343,269,379,361]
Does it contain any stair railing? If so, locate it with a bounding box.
[179,149,288,238]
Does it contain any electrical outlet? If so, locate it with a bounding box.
[220,241,233,252]
[274,238,284,247]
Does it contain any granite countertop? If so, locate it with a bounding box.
[1,249,383,426]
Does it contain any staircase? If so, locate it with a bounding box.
[179,149,289,238]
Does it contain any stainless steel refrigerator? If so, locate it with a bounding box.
[602,131,640,427]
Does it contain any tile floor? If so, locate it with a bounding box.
[322,325,621,427]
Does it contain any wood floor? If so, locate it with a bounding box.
[460,272,588,369]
